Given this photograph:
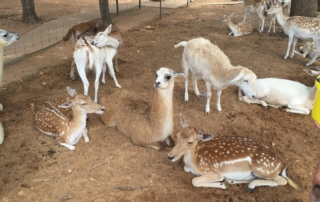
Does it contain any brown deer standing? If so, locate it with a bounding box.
[168,115,300,191]
[34,86,105,150]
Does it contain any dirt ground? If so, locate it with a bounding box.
[1,0,320,201]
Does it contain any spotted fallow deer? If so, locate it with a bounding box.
[34,86,105,150]
[168,115,300,191]
[221,12,253,36]
[267,2,320,66]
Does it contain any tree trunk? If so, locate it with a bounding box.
[99,0,112,24]
[318,0,320,11]
[21,0,40,23]
[290,0,317,17]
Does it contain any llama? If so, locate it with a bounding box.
[0,29,19,145]
[99,67,184,150]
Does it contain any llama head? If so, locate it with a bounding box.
[0,29,19,47]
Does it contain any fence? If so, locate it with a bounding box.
[2,0,191,64]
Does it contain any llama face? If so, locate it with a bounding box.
[0,29,19,47]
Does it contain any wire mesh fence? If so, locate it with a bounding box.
[2,0,190,64]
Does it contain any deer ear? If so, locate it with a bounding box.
[58,101,75,108]
[66,86,77,97]
[198,133,213,141]
[104,24,112,34]
[95,20,102,28]
[180,114,189,127]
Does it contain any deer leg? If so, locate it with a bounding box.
[257,11,265,33]
[106,60,121,88]
[285,105,310,114]
[102,63,106,84]
[243,7,248,22]
[285,35,294,59]
[192,73,200,97]
[77,64,90,96]
[59,143,75,150]
[226,179,251,184]
[94,61,103,103]
[164,135,175,147]
[247,179,278,192]
[82,127,89,143]
[290,37,298,58]
[114,53,119,73]
[192,173,226,189]
[70,60,76,80]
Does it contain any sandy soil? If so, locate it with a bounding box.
[0,0,319,201]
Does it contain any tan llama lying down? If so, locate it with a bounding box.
[34,86,105,150]
[168,115,300,192]
[100,67,184,151]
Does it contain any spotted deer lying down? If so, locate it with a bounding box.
[168,115,300,191]
[34,87,105,150]
[221,12,253,37]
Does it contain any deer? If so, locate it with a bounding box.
[267,1,320,66]
[73,24,121,103]
[62,20,124,79]
[34,86,105,150]
[168,115,300,192]
[294,42,318,61]
[0,29,19,145]
[221,12,253,36]
[242,0,267,32]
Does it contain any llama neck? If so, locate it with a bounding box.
[0,47,3,85]
[149,85,174,127]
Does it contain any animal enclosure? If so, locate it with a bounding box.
[0,0,319,201]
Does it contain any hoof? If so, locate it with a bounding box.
[247,187,254,193]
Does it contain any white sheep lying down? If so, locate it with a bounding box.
[238,70,318,114]
[174,37,257,113]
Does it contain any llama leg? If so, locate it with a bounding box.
[70,60,76,80]
[106,60,121,88]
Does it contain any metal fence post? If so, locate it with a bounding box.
[160,0,162,19]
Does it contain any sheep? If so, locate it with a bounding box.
[99,67,184,151]
[73,24,121,103]
[238,69,319,114]
[221,12,253,37]
[174,37,257,113]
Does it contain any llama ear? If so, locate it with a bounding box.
[66,86,77,97]
[198,133,213,141]
[58,101,75,108]
[230,12,236,17]
[180,114,189,127]
[173,71,185,78]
